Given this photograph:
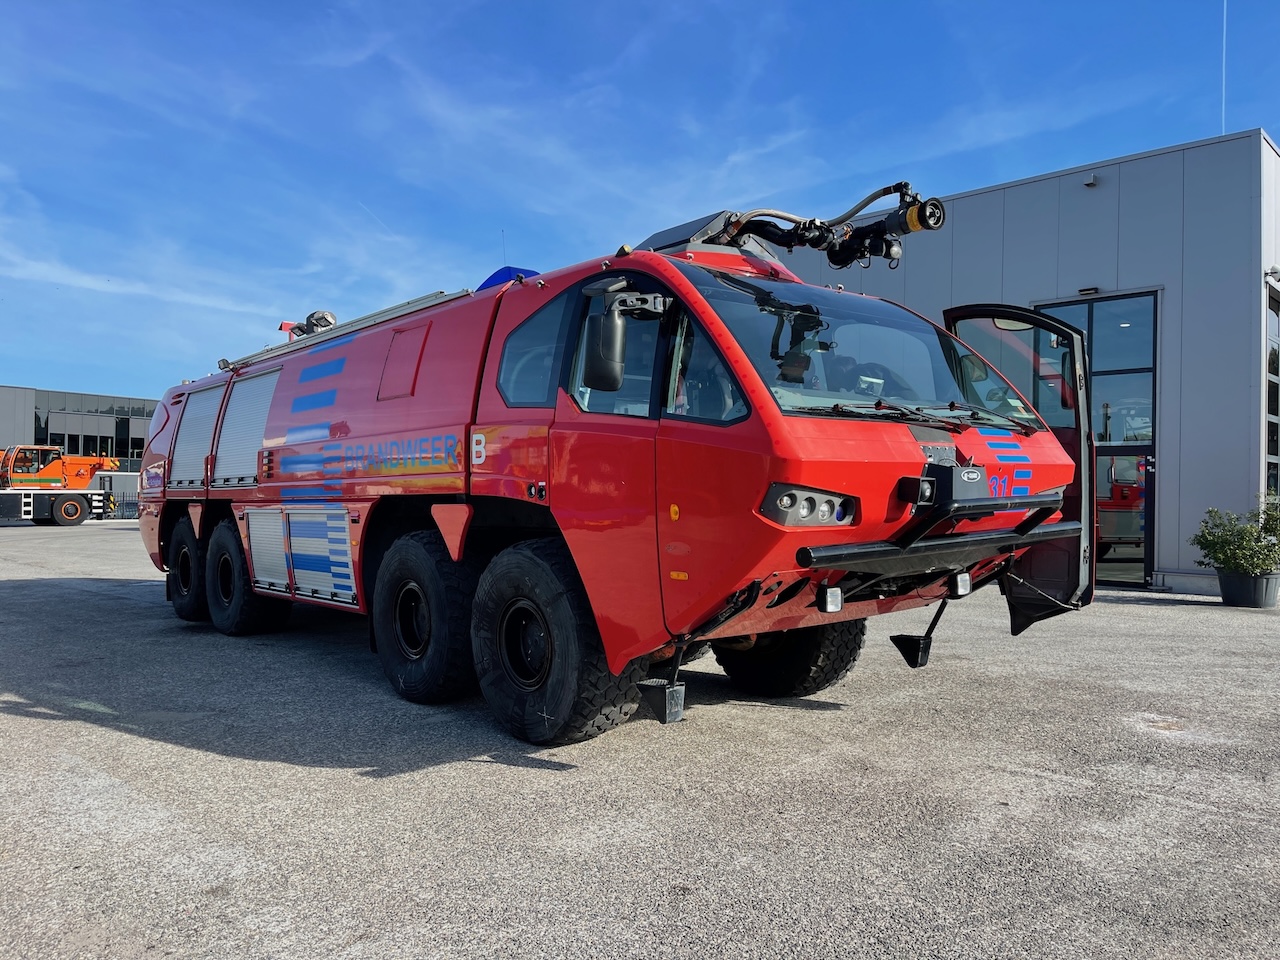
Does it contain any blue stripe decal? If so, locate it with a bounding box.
[331,572,352,581]
[996,454,1032,463]
[299,358,346,383]
[321,443,342,452]
[308,334,357,354]
[293,554,339,573]
[290,520,332,539]
[291,390,337,414]
[986,441,1022,450]
[280,485,341,499]
[1012,485,1031,496]
[285,423,331,444]
[978,428,1012,436]
[280,455,325,473]
[1013,469,1033,479]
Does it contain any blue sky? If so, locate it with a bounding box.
[2,0,1277,400]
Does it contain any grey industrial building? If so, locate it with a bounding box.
[0,385,158,494]
[785,128,1280,594]
[5,130,1279,593]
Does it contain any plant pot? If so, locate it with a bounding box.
[1215,569,1280,608]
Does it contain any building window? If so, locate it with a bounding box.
[1040,292,1156,446]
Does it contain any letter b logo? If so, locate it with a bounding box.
[471,433,487,465]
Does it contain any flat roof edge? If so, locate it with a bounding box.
[936,128,1272,205]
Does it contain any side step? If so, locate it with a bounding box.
[889,598,949,669]
[638,678,686,724]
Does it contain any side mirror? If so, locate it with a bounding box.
[582,309,626,391]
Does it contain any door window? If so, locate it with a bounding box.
[568,283,663,417]
[664,313,747,423]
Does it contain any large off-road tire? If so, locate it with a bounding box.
[168,515,209,622]
[205,519,292,636]
[713,619,867,697]
[371,530,477,704]
[472,539,643,745]
[52,494,88,526]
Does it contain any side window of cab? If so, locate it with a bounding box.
[664,311,748,424]
[567,276,665,417]
[497,291,573,407]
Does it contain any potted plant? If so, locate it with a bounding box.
[1187,497,1280,608]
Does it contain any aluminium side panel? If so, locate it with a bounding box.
[213,370,281,487]
[245,507,290,593]
[168,386,224,488]
[286,508,356,605]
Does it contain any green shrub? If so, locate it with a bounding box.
[1187,497,1280,576]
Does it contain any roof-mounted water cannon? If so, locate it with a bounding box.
[279,310,337,342]
[694,181,945,270]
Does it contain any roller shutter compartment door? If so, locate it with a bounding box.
[168,387,224,488]
[213,370,281,486]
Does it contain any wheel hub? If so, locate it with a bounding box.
[393,582,430,660]
[176,546,192,595]
[216,554,234,604]
[498,599,552,690]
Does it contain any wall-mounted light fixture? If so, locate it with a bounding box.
[1083,174,1098,188]
[1078,287,1099,296]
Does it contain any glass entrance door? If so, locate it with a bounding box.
[1096,444,1154,586]
[1040,293,1156,588]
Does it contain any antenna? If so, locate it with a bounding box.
[502,229,507,264]
[1221,0,1227,135]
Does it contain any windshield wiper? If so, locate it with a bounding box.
[920,400,1039,436]
[790,399,966,433]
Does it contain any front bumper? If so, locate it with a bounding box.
[797,492,1079,577]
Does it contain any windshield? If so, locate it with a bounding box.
[674,263,1044,430]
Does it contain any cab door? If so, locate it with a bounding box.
[943,303,1095,633]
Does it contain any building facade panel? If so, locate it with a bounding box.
[1177,136,1262,576]
[948,192,1005,306]
[1056,163,1120,298]
[1001,178,1060,307]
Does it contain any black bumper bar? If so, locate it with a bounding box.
[797,492,1077,576]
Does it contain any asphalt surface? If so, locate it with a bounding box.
[1,520,1277,959]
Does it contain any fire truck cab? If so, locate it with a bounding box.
[140,183,1094,744]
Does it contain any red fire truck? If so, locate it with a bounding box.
[140,182,1094,744]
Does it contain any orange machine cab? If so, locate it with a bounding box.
[140,183,1095,744]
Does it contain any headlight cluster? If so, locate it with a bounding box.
[761,483,859,527]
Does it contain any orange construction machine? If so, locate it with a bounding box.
[0,445,116,525]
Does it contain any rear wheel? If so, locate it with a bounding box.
[205,518,292,635]
[713,619,867,697]
[52,494,88,526]
[167,515,209,622]
[371,530,477,703]
[472,539,643,744]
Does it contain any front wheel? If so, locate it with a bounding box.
[713,619,867,697]
[52,494,88,526]
[205,519,291,635]
[471,539,643,745]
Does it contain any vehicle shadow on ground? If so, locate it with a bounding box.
[0,577,587,777]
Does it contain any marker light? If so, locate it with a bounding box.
[778,493,797,509]
[798,498,815,519]
[817,500,834,522]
